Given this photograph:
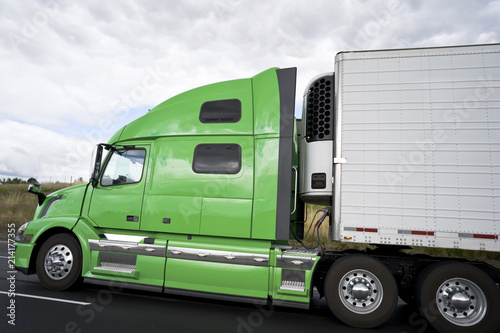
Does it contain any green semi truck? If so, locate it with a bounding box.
[14,44,500,331]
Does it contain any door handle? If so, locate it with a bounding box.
[126,215,139,222]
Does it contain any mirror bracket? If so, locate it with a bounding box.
[28,184,46,206]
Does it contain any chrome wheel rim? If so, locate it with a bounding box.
[436,277,487,326]
[44,244,74,280]
[338,269,383,314]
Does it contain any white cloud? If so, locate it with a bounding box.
[0,120,92,182]
[0,0,499,181]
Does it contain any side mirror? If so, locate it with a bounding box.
[28,184,46,206]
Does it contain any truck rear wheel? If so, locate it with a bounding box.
[416,262,500,332]
[324,255,398,328]
[36,233,82,291]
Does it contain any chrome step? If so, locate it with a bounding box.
[280,280,305,292]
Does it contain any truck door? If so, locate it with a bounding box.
[88,145,149,230]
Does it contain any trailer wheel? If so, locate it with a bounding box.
[416,262,500,332]
[36,233,82,290]
[324,255,398,328]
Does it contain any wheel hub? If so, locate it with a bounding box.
[338,269,383,314]
[350,278,371,300]
[436,278,487,326]
[43,244,73,280]
[447,289,472,311]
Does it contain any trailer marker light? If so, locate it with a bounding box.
[345,236,353,240]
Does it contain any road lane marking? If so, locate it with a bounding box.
[0,291,91,305]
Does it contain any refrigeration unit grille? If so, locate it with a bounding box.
[305,75,334,142]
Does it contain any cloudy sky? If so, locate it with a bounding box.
[0,0,499,182]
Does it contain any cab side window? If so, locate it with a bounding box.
[192,144,241,174]
[101,149,146,186]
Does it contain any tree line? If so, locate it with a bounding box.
[0,177,85,184]
[0,177,38,184]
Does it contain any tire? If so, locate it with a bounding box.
[36,233,82,291]
[416,262,500,333]
[324,255,398,328]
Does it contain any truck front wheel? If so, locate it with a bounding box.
[416,262,500,332]
[36,233,83,290]
[324,255,398,328]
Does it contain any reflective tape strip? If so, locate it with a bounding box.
[345,228,498,240]
[411,231,435,236]
[459,233,499,240]
[474,234,498,240]
[344,227,378,233]
[398,230,434,236]
[355,228,378,233]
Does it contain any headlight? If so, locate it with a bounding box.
[15,222,33,243]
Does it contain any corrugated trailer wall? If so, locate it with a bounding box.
[334,44,500,252]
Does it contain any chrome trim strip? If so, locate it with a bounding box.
[103,233,146,243]
[291,166,298,215]
[277,255,317,270]
[167,246,269,267]
[89,239,165,257]
[283,248,321,255]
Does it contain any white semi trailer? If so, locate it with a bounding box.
[299,43,500,332]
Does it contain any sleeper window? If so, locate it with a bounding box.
[192,144,241,174]
[199,99,242,123]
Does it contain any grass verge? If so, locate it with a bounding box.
[0,183,76,229]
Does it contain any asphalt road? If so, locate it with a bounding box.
[0,239,444,333]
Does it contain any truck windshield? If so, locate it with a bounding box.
[101,149,146,186]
